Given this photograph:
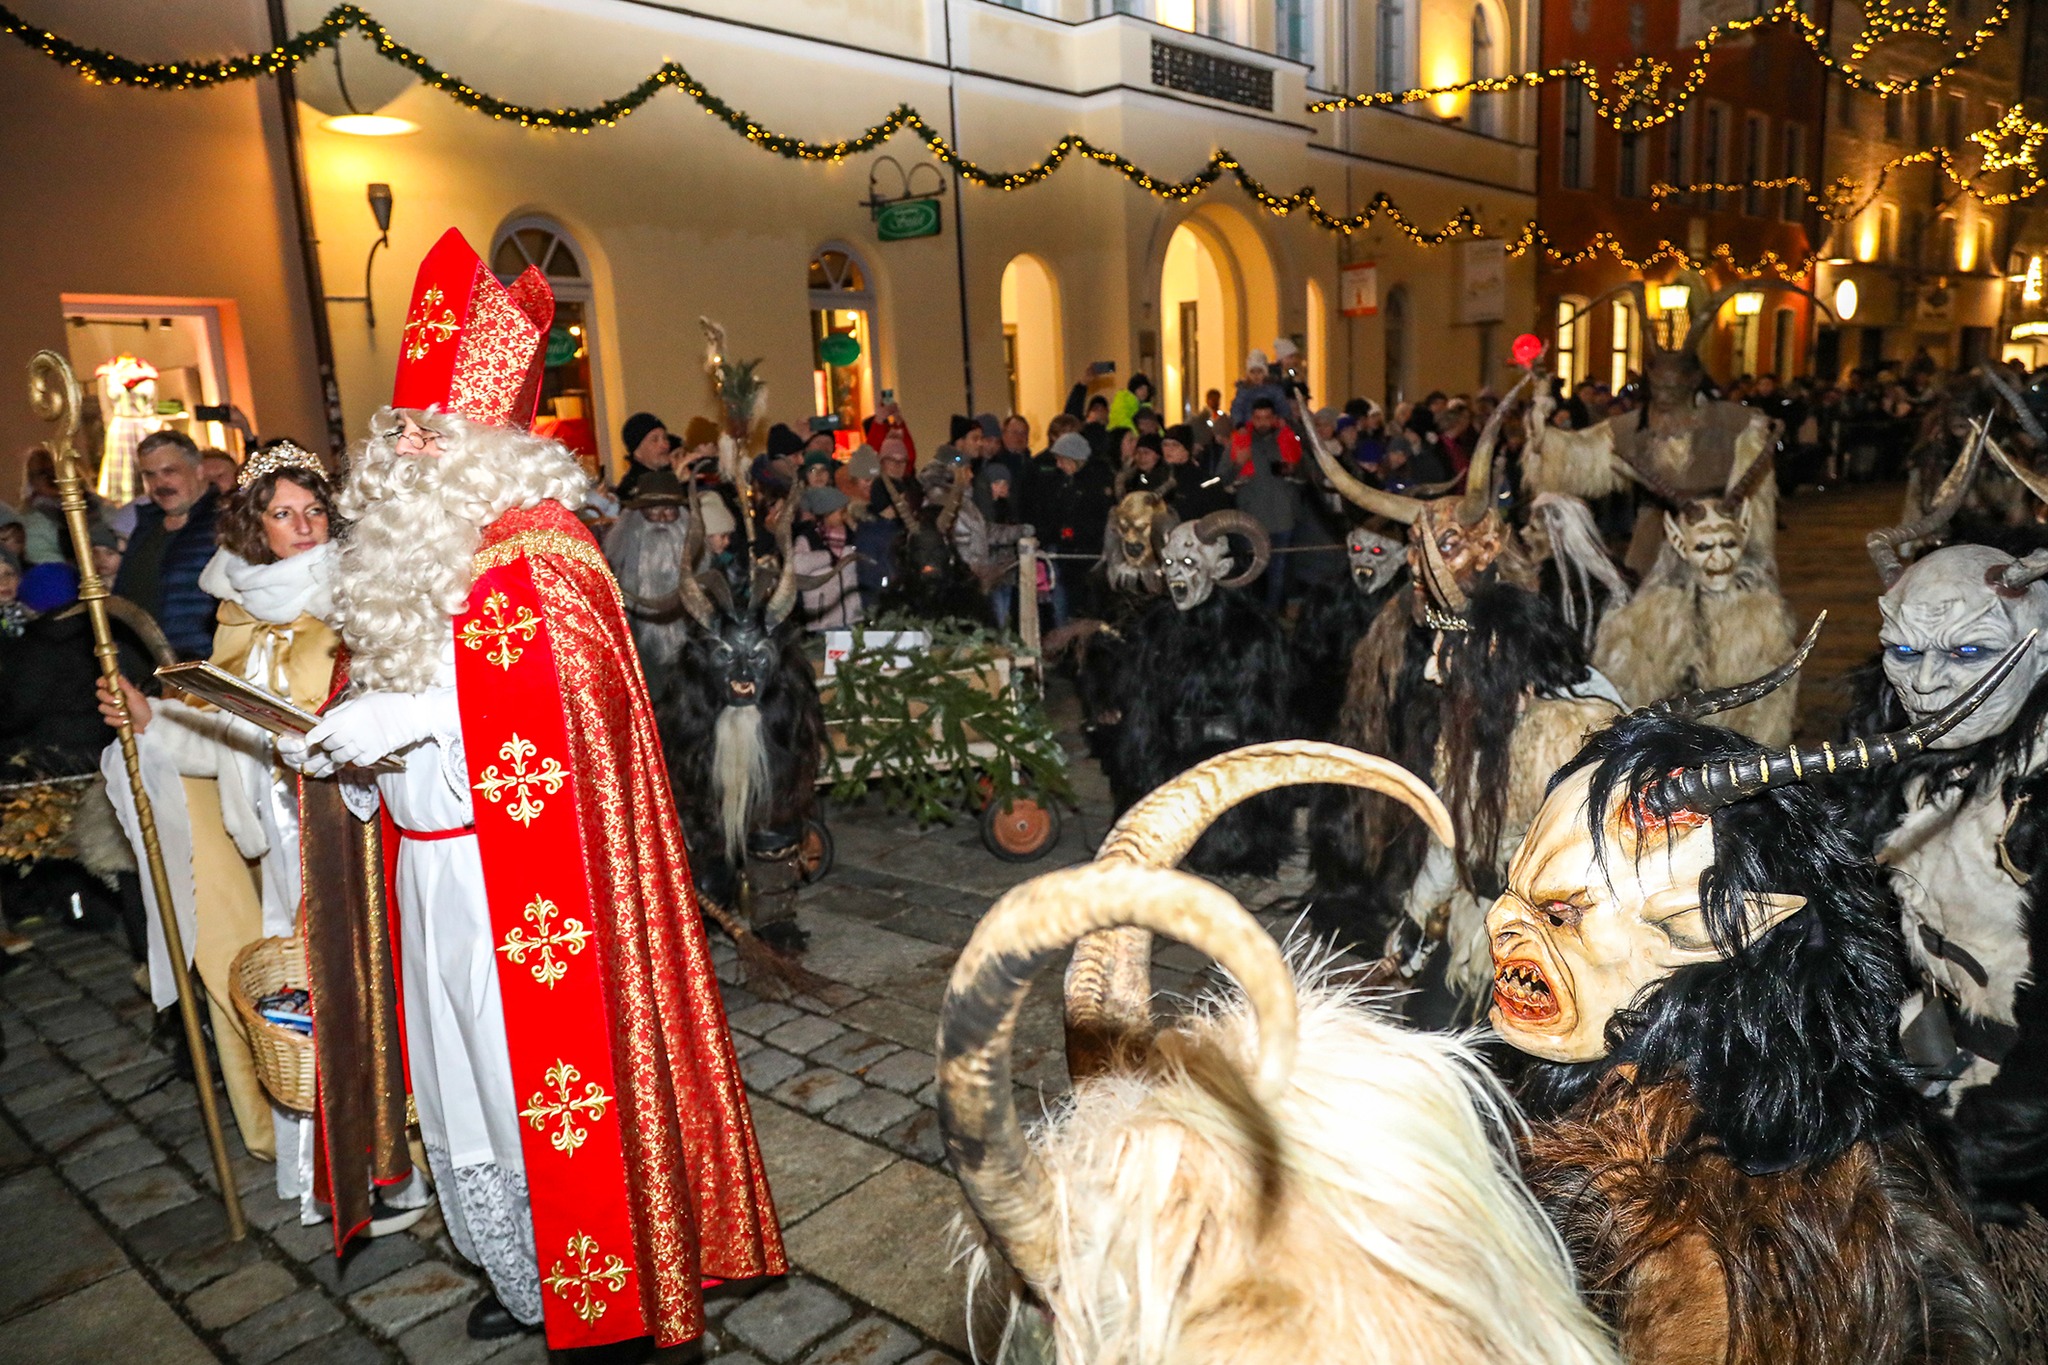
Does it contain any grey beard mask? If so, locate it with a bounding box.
[1162,521,1232,611]
[1880,544,2048,748]
[1347,527,1404,593]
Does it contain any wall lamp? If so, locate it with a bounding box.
[324,184,394,330]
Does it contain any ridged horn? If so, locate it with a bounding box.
[1648,613,1824,722]
[1458,369,1536,526]
[1414,517,1470,618]
[1646,632,2037,817]
[64,596,177,669]
[1064,742,1454,1082]
[1681,279,1836,359]
[1609,450,1690,508]
[1867,417,1985,588]
[1192,509,1271,590]
[1726,447,1777,503]
[760,492,802,630]
[1986,431,2048,510]
[1981,361,2048,445]
[939,862,1298,1288]
[1298,399,1423,524]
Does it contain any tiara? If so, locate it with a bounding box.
[237,441,325,490]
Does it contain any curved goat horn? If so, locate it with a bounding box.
[760,493,802,630]
[937,466,970,539]
[1648,613,1824,722]
[1458,369,1536,526]
[1608,450,1690,508]
[1646,632,2037,818]
[1726,448,1777,504]
[1065,742,1454,1082]
[1414,518,1471,621]
[939,862,1298,1289]
[62,596,177,669]
[1867,417,1986,588]
[1193,509,1272,590]
[1681,279,1836,359]
[1298,399,1424,524]
[1981,361,2048,445]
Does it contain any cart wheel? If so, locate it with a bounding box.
[981,794,1061,862]
[797,819,835,885]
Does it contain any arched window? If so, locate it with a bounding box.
[491,216,605,476]
[1555,294,1590,386]
[809,244,878,433]
[1469,6,1497,137]
[1609,293,1642,393]
[1383,285,1408,406]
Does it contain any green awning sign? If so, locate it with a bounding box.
[819,333,861,367]
[876,197,942,242]
[545,325,578,368]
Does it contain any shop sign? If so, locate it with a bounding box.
[876,197,942,242]
[1457,240,1507,325]
[819,333,862,367]
[1340,261,1378,317]
[545,325,578,368]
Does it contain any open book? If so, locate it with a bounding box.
[155,661,321,737]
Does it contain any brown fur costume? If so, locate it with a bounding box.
[1525,1078,2007,1365]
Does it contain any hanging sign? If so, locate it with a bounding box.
[544,325,578,367]
[864,154,947,243]
[1340,261,1378,317]
[876,198,942,242]
[1457,240,1507,325]
[819,333,862,367]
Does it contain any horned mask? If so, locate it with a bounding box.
[1485,621,2032,1063]
[1871,398,2048,748]
[1664,499,1751,591]
[1160,511,1270,611]
[1347,525,1404,593]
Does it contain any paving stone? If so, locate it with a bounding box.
[98,1058,174,1102]
[0,1168,127,1318]
[144,1103,205,1148]
[791,980,867,1010]
[270,1215,340,1263]
[16,1090,123,1153]
[305,1220,427,1292]
[477,1335,555,1365]
[156,1231,265,1295]
[0,1037,55,1074]
[785,1163,972,1352]
[739,1046,806,1093]
[731,1030,765,1058]
[771,1067,864,1117]
[0,1116,34,1175]
[64,1022,144,1063]
[89,1162,199,1227]
[185,1258,299,1330]
[348,1257,478,1335]
[900,1353,963,1365]
[749,1098,896,1223]
[272,1326,390,1365]
[876,1108,945,1165]
[0,1051,70,1097]
[877,906,975,950]
[764,1014,846,1056]
[810,886,909,924]
[220,1287,347,1365]
[32,1000,119,1044]
[822,1087,920,1140]
[724,1278,853,1361]
[75,1030,154,1079]
[127,1193,231,1261]
[4,1268,214,1365]
[859,1049,935,1096]
[806,1030,901,1076]
[127,1080,197,1120]
[794,913,950,993]
[838,997,941,1052]
[397,1301,528,1365]
[4,1070,93,1115]
[727,1001,801,1036]
[59,1134,165,1188]
[801,1317,921,1365]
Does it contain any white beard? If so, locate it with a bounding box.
[332,409,588,695]
[712,704,770,863]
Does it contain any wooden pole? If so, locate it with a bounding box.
[28,351,246,1239]
[1016,535,1040,660]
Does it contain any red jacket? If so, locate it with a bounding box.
[1230,423,1302,478]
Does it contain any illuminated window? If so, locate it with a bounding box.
[808,245,878,434]
[1468,6,1496,137]
[1556,295,1589,386]
[1609,295,1642,392]
[490,216,606,476]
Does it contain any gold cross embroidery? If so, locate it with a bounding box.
[401,286,459,361]
[520,1060,613,1157]
[473,735,567,827]
[497,895,591,989]
[543,1231,631,1325]
[458,590,541,671]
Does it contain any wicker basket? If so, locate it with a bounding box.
[229,936,316,1114]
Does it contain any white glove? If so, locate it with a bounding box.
[304,689,460,770]
[276,732,340,779]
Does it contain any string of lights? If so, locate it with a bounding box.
[1310,0,2013,129]
[0,1,2022,274]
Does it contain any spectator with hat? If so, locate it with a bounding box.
[615,410,676,502]
[793,485,862,629]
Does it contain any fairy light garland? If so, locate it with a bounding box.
[1311,0,2013,128]
[0,1,2030,273]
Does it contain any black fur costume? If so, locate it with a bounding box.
[1304,580,1590,953]
[876,503,993,628]
[1519,713,2011,1365]
[1105,588,1292,876]
[1287,561,1404,740]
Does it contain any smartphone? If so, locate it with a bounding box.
[1089,361,1117,377]
[808,414,844,435]
[194,404,232,423]
[879,388,897,405]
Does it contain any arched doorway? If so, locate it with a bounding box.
[491,215,606,475]
[1000,254,1062,439]
[1158,204,1280,423]
[809,243,877,435]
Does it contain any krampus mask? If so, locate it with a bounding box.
[1103,491,1179,596]
[1614,445,1776,595]
[1347,524,1405,593]
[1488,626,2033,1065]
[1872,411,2048,750]
[1160,511,1270,611]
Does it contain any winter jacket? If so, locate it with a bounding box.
[1232,427,1303,535]
[1228,379,1291,427]
[115,491,220,660]
[951,496,1028,576]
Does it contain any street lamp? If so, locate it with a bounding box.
[1834,278,1860,321]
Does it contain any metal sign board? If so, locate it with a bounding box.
[876,198,942,242]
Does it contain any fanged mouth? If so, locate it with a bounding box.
[1492,958,1559,1023]
[729,681,758,698]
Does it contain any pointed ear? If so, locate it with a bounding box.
[1736,499,1754,538]
[1663,511,1685,553]
[1641,887,1808,962]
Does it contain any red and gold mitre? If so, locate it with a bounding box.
[391,227,554,429]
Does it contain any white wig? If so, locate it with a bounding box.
[333,407,589,694]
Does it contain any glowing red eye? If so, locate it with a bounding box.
[1370,547,1384,555]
